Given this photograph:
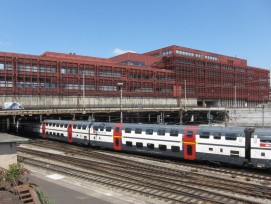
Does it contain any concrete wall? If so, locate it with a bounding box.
[0,143,17,169]
[0,95,198,109]
[228,107,271,127]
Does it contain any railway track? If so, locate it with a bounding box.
[17,140,271,203]
[24,139,271,182]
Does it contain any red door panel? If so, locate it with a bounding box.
[183,126,198,160]
[67,121,75,143]
[113,124,123,150]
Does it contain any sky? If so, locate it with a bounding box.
[0,0,270,69]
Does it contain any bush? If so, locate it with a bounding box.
[0,163,30,189]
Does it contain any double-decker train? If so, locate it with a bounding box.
[18,119,271,169]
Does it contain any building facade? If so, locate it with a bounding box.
[0,45,269,108]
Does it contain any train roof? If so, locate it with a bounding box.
[253,127,271,136]
[43,120,271,136]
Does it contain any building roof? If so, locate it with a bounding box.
[109,52,161,67]
[41,51,111,63]
[0,133,29,143]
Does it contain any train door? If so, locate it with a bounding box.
[67,121,74,143]
[244,127,255,163]
[91,125,98,146]
[42,122,46,138]
[113,124,123,150]
[183,126,198,160]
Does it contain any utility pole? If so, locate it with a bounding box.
[117,82,123,123]
[234,85,236,114]
[82,70,85,108]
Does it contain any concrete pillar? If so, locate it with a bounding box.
[180,109,183,125]
[6,118,10,132]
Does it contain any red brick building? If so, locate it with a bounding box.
[0,45,269,107]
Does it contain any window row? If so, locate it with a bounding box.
[18,82,57,89]
[126,141,180,152]
[46,123,88,130]
[124,128,180,136]
[176,50,195,57]
[199,132,243,141]
[0,63,12,70]
[93,126,112,132]
[18,64,56,73]
[205,55,219,61]
[46,131,64,137]
[61,68,94,75]
[120,60,145,67]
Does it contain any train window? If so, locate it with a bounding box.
[225,133,237,141]
[60,124,64,128]
[157,129,166,136]
[145,129,153,135]
[46,123,49,126]
[171,146,180,152]
[57,133,59,137]
[49,123,52,126]
[187,145,193,155]
[220,148,223,152]
[186,131,193,138]
[61,133,64,137]
[56,124,59,127]
[230,150,239,157]
[53,132,56,136]
[135,128,142,134]
[126,141,132,147]
[68,124,72,128]
[52,123,56,127]
[82,125,87,130]
[125,128,132,133]
[136,142,143,148]
[170,129,179,137]
[200,132,210,139]
[100,127,104,131]
[209,148,213,151]
[77,125,82,129]
[259,136,271,143]
[64,124,68,128]
[213,132,221,139]
[147,143,154,149]
[93,126,99,131]
[115,127,120,133]
[106,127,112,132]
[261,152,265,157]
[159,144,167,151]
[73,125,77,129]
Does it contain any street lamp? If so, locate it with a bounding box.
[117,82,123,123]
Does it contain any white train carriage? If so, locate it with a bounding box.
[250,128,271,168]
[90,122,116,148]
[196,126,247,165]
[19,119,271,169]
[41,120,91,145]
[120,124,189,158]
